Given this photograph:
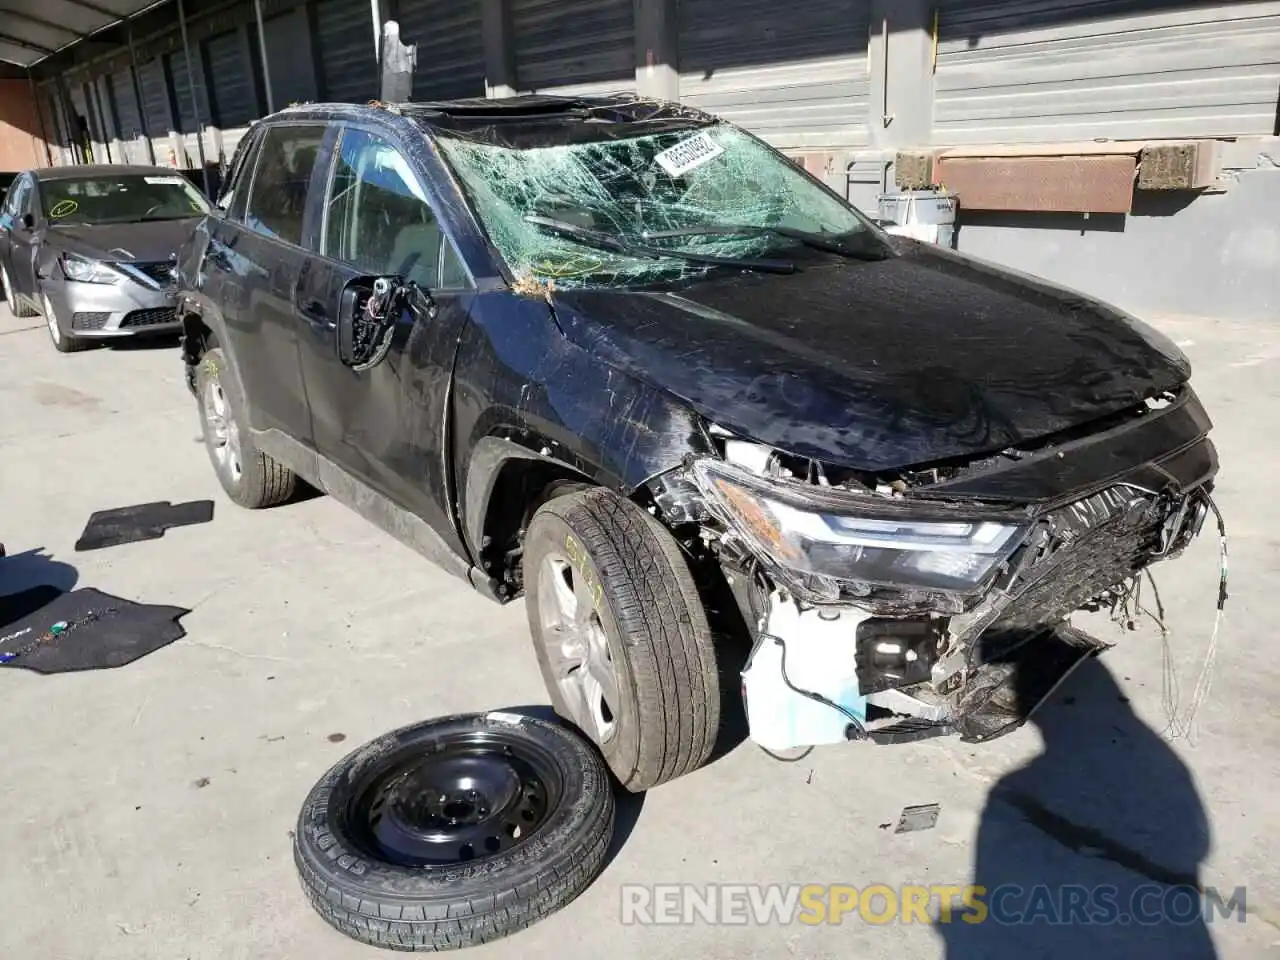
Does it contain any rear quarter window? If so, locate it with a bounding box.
[244,124,326,246]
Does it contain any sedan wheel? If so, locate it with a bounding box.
[1,267,37,319]
[41,291,88,353]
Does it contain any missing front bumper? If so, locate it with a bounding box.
[737,483,1211,752]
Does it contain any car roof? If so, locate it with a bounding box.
[264,94,720,149]
[30,165,195,182]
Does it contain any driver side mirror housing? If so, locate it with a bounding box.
[20,213,34,231]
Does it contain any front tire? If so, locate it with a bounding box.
[1,266,37,318]
[41,290,90,353]
[293,712,615,951]
[524,488,721,792]
[195,346,296,508]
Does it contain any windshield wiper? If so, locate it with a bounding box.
[641,223,887,260]
[523,215,796,274]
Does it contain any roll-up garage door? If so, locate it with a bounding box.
[138,58,172,141]
[205,30,259,128]
[167,50,211,134]
[934,0,1280,144]
[677,0,871,150]
[510,0,634,95]
[314,0,378,102]
[110,67,144,139]
[263,9,318,108]
[395,0,485,101]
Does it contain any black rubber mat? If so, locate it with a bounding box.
[0,587,189,673]
[74,500,214,551]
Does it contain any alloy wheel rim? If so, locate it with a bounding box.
[537,553,620,744]
[202,376,242,482]
[42,293,60,343]
[349,731,559,867]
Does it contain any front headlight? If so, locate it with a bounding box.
[691,458,1027,594]
[60,254,120,284]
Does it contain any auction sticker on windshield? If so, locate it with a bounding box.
[144,176,187,185]
[655,132,724,178]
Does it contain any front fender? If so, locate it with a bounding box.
[453,293,716,562]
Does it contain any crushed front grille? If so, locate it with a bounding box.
[72,311,110,330]
[987,489,1166,638]
[121,307,177,328]
[133,261,176,286]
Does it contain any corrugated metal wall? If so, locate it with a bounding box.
[510,0,635,95]
[314,0,379,102]
[934,0,1280,144]
[205,30,259,128]
[397,0,486,101]
[168,49,211,134]
[677,0,872,150]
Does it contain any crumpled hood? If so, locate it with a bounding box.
[548,241,1191,472]
[45,218,201,264]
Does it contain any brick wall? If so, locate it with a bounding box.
[0,80,49,170]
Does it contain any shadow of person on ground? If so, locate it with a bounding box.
[938,656,1220,960]
[1,548,79,627]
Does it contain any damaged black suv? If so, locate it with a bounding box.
[177,95,1217,792]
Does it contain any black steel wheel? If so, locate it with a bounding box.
[294,712,615,951]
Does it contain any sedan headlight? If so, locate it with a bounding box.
[60,254,119,284]
[691,458,1027,594]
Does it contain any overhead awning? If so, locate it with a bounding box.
[0,0,173,68]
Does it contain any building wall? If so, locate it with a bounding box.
[0,80,49,170]
[22,0,1280,320]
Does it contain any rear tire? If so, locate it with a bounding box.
[195,346,296,508]
[524,488,721,792]
[293,712,615,951]
[1,266,37,318]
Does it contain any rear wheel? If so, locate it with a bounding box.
[524,488,721,792]
[41,290,90,353]
[195,346,296,508]
[0,266,37,318]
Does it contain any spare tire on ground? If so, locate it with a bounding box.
[293,711,616,951]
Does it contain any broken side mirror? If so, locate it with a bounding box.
[337,275,439,371]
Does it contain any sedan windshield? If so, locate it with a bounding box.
[40,173,209,226]
[435,123,879,289]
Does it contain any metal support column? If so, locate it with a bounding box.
[27,68,53,165]
[480,0,516,98]
[253,0,275,113]
[126,19,157,164]
[633,0,678,100]
[176,0,212,196]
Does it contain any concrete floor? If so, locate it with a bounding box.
[1,304,1277,960]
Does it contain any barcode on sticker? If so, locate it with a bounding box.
[655,132,724,178]
[144,176,186,185]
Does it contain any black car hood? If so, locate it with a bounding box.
[549,241,1191,472]
[44,218,201,263]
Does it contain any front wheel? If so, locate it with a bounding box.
[41,290,90,353]
[524,488,722,792]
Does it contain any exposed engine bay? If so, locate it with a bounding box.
[645,386,1223,751]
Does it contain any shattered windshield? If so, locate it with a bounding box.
[435,123,876,289]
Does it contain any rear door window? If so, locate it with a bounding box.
[244,123,325,246]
